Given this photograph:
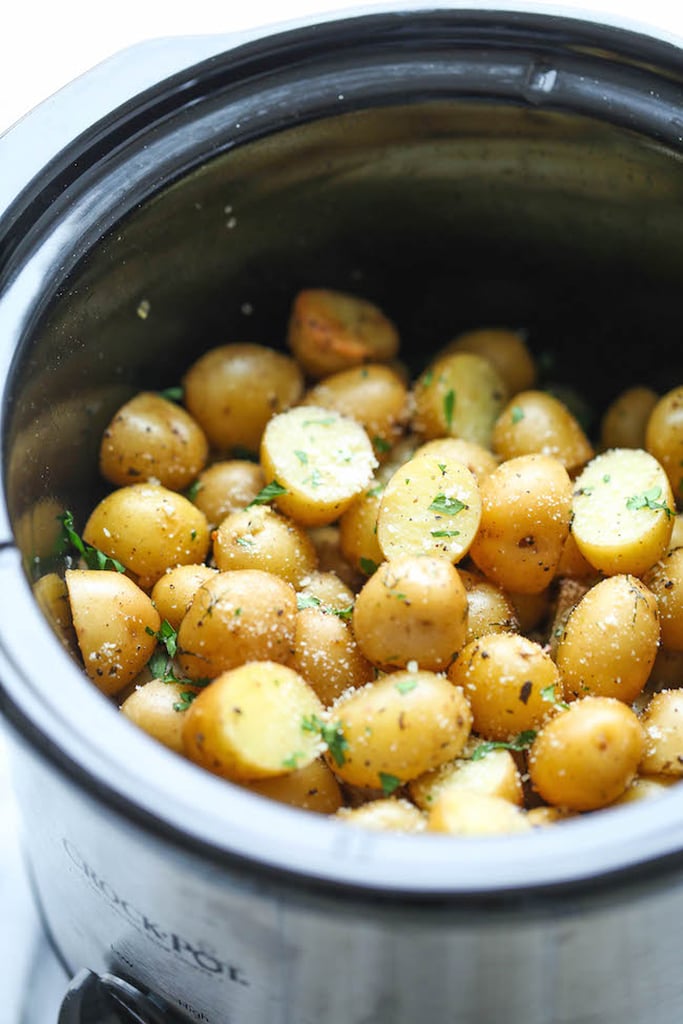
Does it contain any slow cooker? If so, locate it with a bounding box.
[2,5,683,1022]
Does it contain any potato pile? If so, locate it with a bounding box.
[44,287,683,836]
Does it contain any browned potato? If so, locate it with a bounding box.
[412,351,507,447]
[328,670,472,789]
[427,790,531,836]
[183,661,324,781]
[83,483,210,589]
[213,505,318,586]
[100,391,209,490]
[644,548,683,650]
[645,385,683,498]
[287,288,399,378]
[191,460,265,527]
[492,390,593,472]
[243,757,343,814]
[352,554,468,671]
[291,606,375,706]
[469,454,572,594]
[121,678,199,754]
[448,632,563,741]
[601,387,658,450]
[177,570,297,680]
[336,798,426,832]
[440,327,536,396]
[66,569,160,695]
[183,343,304,453]
[556,575,659,703]
[640,690,683,776]
[151,564,218,630]
[528,697,644,810]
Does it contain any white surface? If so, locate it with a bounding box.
[1,0,682,1021]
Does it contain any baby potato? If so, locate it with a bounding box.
[306,526,361,589]
[601,386,658,450]
[667,513,683,554]
[213,505,318,587]
[440,327,536,396]
[508,589,552,633]
[409,748,523,811]
[151,564,218,630]
[338,482,386,577]
[33,572,76,652]
[183,343,304,454]
[640,690,683,776]
[528,697,644,811]
[302,363,409,457]
[571,448,675,577]
[291,606,375,706]
[644,548,683,650]
[377,456,481,564]
[610,774,676,805]
[120,678,199,754]
[492,391,593,472]
[556,574,659,703]
[177,569,297,680]
[412,351,507,448]
[83,483,210,589]
[411,437,499,483]
[242,757,343,814]
[352,554,468,671]
[287,288,399,378]
[260,406,378,527]
[645,385,683,497]
[427,790,531,836]
[328,670,472,789]
[527,806,575,827]
[448,632,563,741]
[66,569,160,695]
[99,391,209,491]
[296,570,355,613]
[458,569,518,643]
[336,798,426,832]
[191,460,265,528]
[182,661,324,781]
[469,454,572,594]
[554,530,596,579]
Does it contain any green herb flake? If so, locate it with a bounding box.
[602,475,611,484]
[294,449,309,465]
[367,483,385,499]
[173,690,199,713]
[159,385,183,403]
[185,479,202,502]
[470,730,537,761]
[429,494,466,516]
[443,389,456,431]
[282,752,305,770]
[360,557,379,576]
[331,603,354,621]
[236,535,254,548]
[626,486,674,519]
[437,462,447,476]
[395,678,418,695]
[430,529,460,538]
[247,480,288,507]
[302,416,337,427]
[58,510,126,573]
[297,593,322,611]
[540,684,570,711]
[373,436,392,454]
[422,369,434,388]
[511,405,525,424]
[301,714,349,766]
[378,772,402,796]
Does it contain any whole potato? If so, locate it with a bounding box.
[151,564,218,630]
[191,460,265,528]
[121,679,200,754]
[292,606,375,705]
[640,690,683,776]
[213,504,318,586]
[644,548,683,651]
[492,390,593,472]
[439,327,537,396]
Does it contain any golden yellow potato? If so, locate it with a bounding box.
[610,774,676,805]
[32,572,76,652]
[448,632,562,741]
[328,670,472,789]
[243,757,343,814]
[191,460,265,527]
[377,456,481,564]
[601,387,658,450]
[352,554,468,671]
[260,406,378,527]
[336,798,426,832]
[645,385,683,498]
[554,531,596,579]
[441,327,536,396]
[121,679,200,754]
[306,526,361,589]
[458,569,518,643]
[508,589,552,633]
[291,606,375,705]
[296,570,355,613]
[151,564,218,630]
[99,391,209,490]
[303,363,409,457]
[213,504,318,586]
[646,646,683,693]
[668,513,683,554]
[182,661,324,781]
[571,448,674,577]
[177,570,297,680]
[411,437,499,483]
[183,343,303,453]
[409,747,523,810]
[556,575,659,703]
[66,569,160,695]
[83,483,210,589]
[427,790,531,836]
[640,690,683,776]
[527,806,574,827]
[492,390,593,472]
[644,548,683,651]
[469,454,572,594]
[287,288,399,378]
[528,697,644,810]
[338,482,385,576]
[412,351,507,448]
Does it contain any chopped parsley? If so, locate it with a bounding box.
[282,751,305,770]
[626,486,673,519]
[422,368,434,388]
[302,415,336,427]
[431,529,460,538]
[443,389,456,431]
[173,690,199,713]
[429,494,466,516]
[395,678,418,695]
[146,619,178,657]
[301,714,349,766]
[57,510,126,573]
[470,730,537,761]
[360,557,379,576]
[159,385,183,403]
[511,405,525,424]
[297,593,322,611]
[367,483,385,499]
[379,772,402,796]
[373,436,392,454]
[540,684,570,710]
[235,535,254,548]
[247,480,288,507]
[294,449,309,465]
[185,479,202,502]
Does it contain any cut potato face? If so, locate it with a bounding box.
[409,747,523,811]
[571,448,674,577]
[427,789,531,836]
[260,406,378,527]
[336,798,426,832]
[640,690,683,776]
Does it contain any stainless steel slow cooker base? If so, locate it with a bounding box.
[2,7,683,1022]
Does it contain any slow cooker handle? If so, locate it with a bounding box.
[58,969,189,1024]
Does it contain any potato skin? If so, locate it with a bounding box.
[601,387,658,450]
[292,606,375,706]
[192,460,265,528]
[121,679,198,754]
[645,385,683,497]
[441,327,536,396]
[150,564,218,630]
[243,758,343,814]
[644,549,683,651]
[640,690,683,776]
[492,390,593,472]
[213,504,318,586]
[427,790,531,836]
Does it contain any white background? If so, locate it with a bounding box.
[1,0,683,1020]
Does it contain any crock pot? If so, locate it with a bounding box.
[2,5,683,1022]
